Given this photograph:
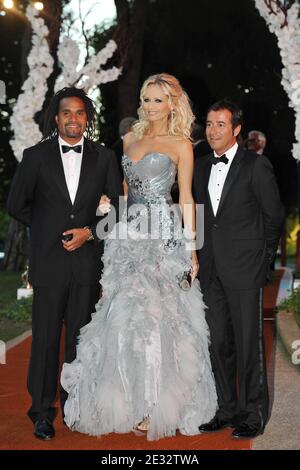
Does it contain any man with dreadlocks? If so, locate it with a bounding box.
[7,87,123,440]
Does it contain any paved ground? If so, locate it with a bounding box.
[253,269,300,450]
[253,335,300,450]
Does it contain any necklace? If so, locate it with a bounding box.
[147,133,169,137]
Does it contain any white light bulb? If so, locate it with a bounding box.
[34,2,44,11]
[3,0,14,9]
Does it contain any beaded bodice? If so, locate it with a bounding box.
[122,153,177,208]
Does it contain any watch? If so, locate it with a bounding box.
[84,226,94,241]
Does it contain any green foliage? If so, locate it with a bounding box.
[278,287,300,328]
[1,296,32,323]
[0,271,31,341]
[0,271,21,312]
[285,209,299,256]
[91,20,116,53]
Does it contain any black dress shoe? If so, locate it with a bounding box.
[199,416,232,432]
[34,419,55,440]
[232,423,263,439]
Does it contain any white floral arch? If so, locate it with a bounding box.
[10,5,121,162]
[10,3,300,162]
[255,0,300,160]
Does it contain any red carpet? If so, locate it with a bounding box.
[0,274,279,450]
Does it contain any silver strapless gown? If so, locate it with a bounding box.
[61,153,217,441]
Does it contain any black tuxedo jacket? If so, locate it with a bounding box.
[193,146,284,289]
[7,137,123,287]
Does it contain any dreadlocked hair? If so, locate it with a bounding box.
[42,87,96,141]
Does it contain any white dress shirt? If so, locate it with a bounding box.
[59,136,84,205]
[208,142,238,215]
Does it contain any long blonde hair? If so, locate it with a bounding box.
[132,73,195,140]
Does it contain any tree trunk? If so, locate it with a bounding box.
[114,0,149,120]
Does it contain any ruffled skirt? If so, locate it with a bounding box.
[61,220,217,440]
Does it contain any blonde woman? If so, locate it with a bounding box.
[61,74,217,440]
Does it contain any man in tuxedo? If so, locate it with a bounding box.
[193,100,284,439]
[247,130,277,277]
[7,87,122,440]
[247,130,267,155]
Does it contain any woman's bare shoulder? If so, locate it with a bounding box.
[178,137,193,150]
[175,138,193,159]
[123,131,137,149]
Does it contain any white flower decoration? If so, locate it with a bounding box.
[10,6,121,162]
[255,1,300,160]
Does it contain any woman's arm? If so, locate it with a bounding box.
[123,131,135,154]
[177,140,199,280]
[123,132,136,199]
[123,180,128,197]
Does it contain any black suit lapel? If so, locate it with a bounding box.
[204,155,215,216]
[216,145,244,217]
[73,138,97,209]
[49,138,73,206]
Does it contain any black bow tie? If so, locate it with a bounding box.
[61,144,82,154]
[210,154,229,165]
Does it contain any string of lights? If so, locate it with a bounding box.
[1,1,44,14]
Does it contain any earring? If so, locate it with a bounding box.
[169,109,175,125]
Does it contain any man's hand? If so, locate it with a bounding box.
[191,252,199,282]
[62,228,90,252]
[98,194,111,215]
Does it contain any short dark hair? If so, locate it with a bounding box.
[207,99,243,129]
[42,87,96,140]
